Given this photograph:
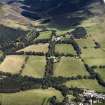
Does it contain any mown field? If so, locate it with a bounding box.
[18,43,49,54]
[0,55,26,74]
[64,79,105,92]
[0,88,63,105]
[55,44,76,55]
[22,56,46,78]
[36,31,52,40]
[54,57,89,77]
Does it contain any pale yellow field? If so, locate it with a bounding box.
[18,44,49,54]
[0,55,26,74]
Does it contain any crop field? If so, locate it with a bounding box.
[55,44,76,56]
[0,88,63,105]
[0,55,26,74]
[36,31,52,40]
[18,43,49,54]
[64,79,105,92]
[54,57,89,77]
[22,56,46,78]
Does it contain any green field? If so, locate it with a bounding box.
[83,58,105,81]
[18,44,49,54]
[0,88,63,105]
[55,44,76,55]
[86,24,105,48]
[84,58,105,66]
[64,79,105,92]
[80,48,105,58]
[54,57,89,77]
[76,38,95,48]
[95,68,105,81]
[22,56,46,78]
[94,103,105,105]
[36,31,52,40]
[0,55,26,74]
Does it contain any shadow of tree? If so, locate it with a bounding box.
[71,27,87,39]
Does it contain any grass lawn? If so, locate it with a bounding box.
[36,31,52,40]
[0,55,26,74]
[64,79,105,92]
[55,44,76,55]
[18,43,49,54]
[0,88,63,105]
[54,57,89,77]
[22,56,46,78]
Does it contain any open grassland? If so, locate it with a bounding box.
[36,31,52,40]
[94,103,105,105]
[84,58,105,66]
[95,68,105,81]
[75,37,95,48]
[18,44,49,54]
[22,56,46,78]
[0,88,63,105]
[86,24,105,48]
[64,79,105,92]
[54,57,89,77]
[0,55,26,74]
[80,48,105,58]
[55,44,76,55]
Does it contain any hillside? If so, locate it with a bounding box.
[0,0,105,105]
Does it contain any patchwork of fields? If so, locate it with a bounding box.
[0,2,105,104]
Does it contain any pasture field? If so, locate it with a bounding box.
[80,48,105,58]
[83,58,105,81]
[36,31,52,40]
[94,103,105,105]
[95,68,105,81]
[0,55,26,74]
[86,25,105,48]
[18,43,49,54]
[55,44,76,55]
[64,79,105,92]
[84,58,105,67]
[22,56,46,78]
[75,37,95,48]
[0,88,63,105]
[53,57,89,77]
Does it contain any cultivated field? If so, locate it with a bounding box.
[64,79,105,92]
[0,88,63,105]
[55,44,76,55]
[54,57,89,77]
[22,56,46,78]
[0,55,26,74]
[18,44,49,54]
